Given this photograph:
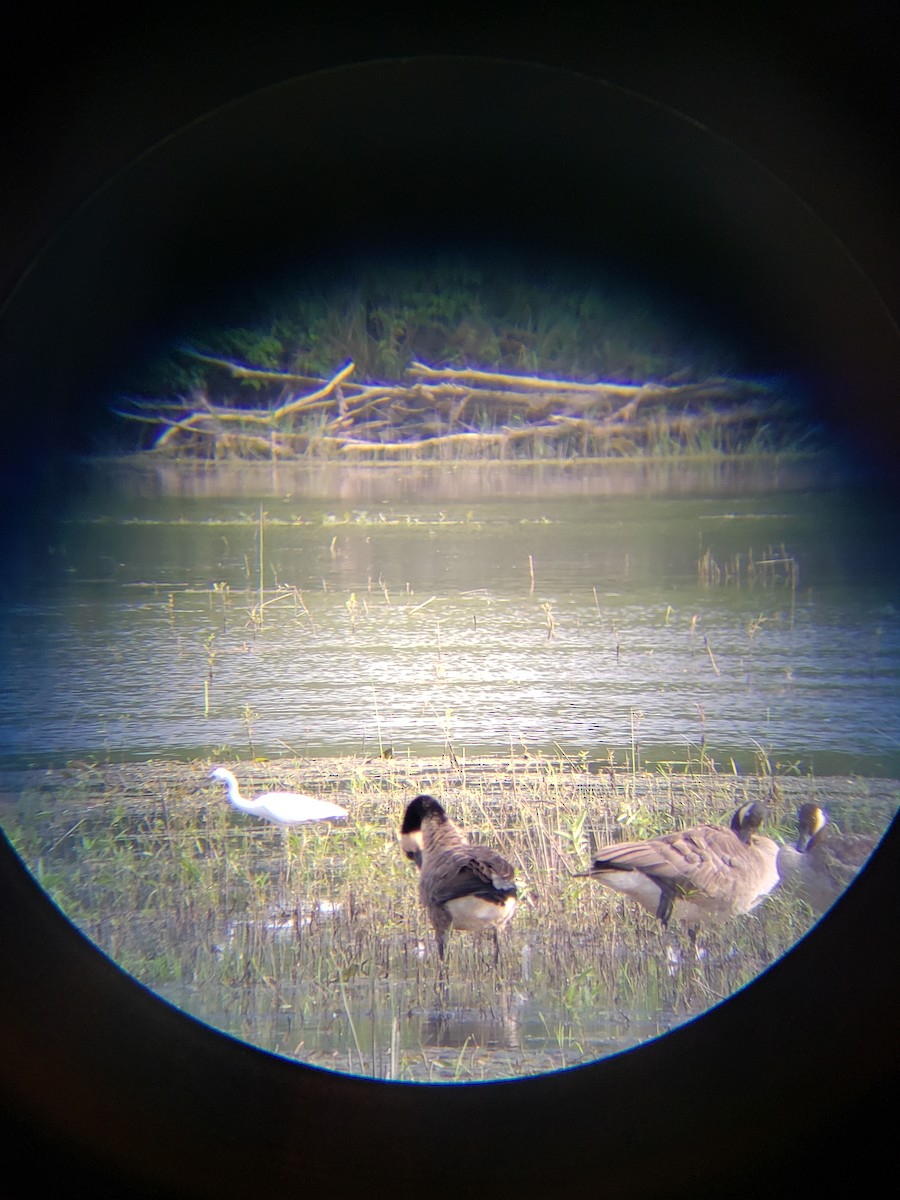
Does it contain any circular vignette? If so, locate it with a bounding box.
[2,56,898,486]
[1,821,897,1197]
[1,53,899,1200]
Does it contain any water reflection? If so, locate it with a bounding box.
[1,469,898,1083]
[86,458,851,502]
[0,484,898,775]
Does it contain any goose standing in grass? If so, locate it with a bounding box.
[776,802,878,915]
[209,767,349,825]
[579,801,780,927]
[399,794,518,961]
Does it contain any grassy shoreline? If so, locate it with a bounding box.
[5,755,895,1082]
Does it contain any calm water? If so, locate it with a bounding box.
[1,474,898,776]
[2,464,898,1081]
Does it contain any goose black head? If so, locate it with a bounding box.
[401,795,448,833]
[731,801,767,843]
[795,802,828,851]
[399,795,448,865]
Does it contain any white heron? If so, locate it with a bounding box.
[209,767,349,826]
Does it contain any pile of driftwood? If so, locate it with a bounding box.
[117,353,789,460]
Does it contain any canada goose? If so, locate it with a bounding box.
[776,802,878,914]
[580,802,780,926]
[399,794,518,960]
[209,767,349,826]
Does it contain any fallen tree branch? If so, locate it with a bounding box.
[180,348,335,389]
[118,355,790,461]
[407,360,647,395]
[155,407,272,448]
[339,423,566,453]
[272,362,359,419]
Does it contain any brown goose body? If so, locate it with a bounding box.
[777,803,878,914]
[400,795,517,958]
[582,802,780,926]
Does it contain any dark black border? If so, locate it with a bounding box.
[2,8,898,1197]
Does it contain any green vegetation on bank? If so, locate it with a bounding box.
[136,261,736,396]
[114,261,818,462]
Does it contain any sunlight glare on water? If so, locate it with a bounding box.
[1,474,898,1082]
[0,487,897,775]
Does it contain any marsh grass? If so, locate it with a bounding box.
[697,542,799,590]
[4,757,896,1082]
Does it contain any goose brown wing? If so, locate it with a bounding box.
[592,825,743,897]
[819,831,877,872]
[425,843,517,906]
[809,832,876,897]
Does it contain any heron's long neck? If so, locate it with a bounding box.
[223,777,243,805]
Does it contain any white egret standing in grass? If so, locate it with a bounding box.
[209,766,348,881]
[209,767,349,825]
